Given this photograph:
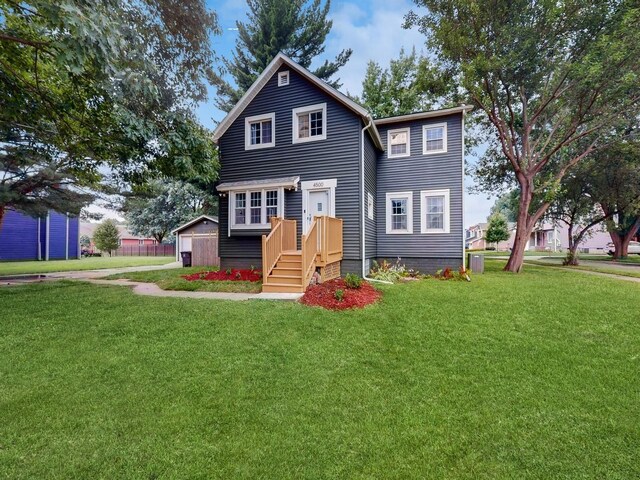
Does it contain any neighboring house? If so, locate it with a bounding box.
[498,222,611,253]
[466,223,488,250]
[0,209,79,261]
[213,53,468,292]
[172,215,219,264]
[80,222,158,252]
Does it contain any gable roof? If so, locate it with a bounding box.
[374,105,473,125]
[171,215,219,234]
[212,53,384,150]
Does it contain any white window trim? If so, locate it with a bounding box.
[387,127,411,158]
[292,103,327,144]
[420,189,450,234]
[278,71,289,86]
[422,122,447,155]
[367,192,374,220]
[385,192,413,234]
[245,112,275,150]
[229,187,284,229]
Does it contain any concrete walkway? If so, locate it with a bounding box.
[1,262,303,301]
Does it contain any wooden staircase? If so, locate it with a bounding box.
[261,250,304,293]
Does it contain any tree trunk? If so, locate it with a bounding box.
[564,223,580,265]
[505,182,537,272]
[609,216,640,259]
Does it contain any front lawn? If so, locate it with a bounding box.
[525,257,640,279]
[1,262,638,478]
[105,266,262,293]
[0,256,175,276]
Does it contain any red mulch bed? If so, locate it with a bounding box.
[182,269,262,282]
[300,278,381,310]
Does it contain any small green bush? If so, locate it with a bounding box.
[334,289,345,301]
[344,273,362,289]
[225,267,232,275]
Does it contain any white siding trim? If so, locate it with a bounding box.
[292,103,327,144]
[422,122,448,155]
[387,127,411,158]
[420,189,450,234]
[244,112,275,150]
[385,192,413,234]
[229,187,284,230]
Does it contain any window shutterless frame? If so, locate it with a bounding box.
[387,127,410,158]
[422,122,447,154]
[292,103,327,144]
[385,191,413,234]
[420,189,450,233]
[245,113,275,150]
[229,188,284,229]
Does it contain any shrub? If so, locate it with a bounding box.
[225,267,232,275]
[344,273,362,289]
[235,271,242,279]
[369,258,419,283]
[334,289,345,301]
[434,266,471,281]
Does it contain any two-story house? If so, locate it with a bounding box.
[213,53,469,293]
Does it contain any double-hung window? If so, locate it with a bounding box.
[388,128,410,158]
[245,113,275,150]
[292,103,327,143]
[231,189,282,228]
[420,189,450,233]
[385,192,413,234]
[423,123,447,154]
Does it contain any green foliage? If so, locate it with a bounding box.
[123,180,217,244]
[79,235,91,247]
[433,266,471,281]
[490,191,519,223]
[343,273,362,289]
[405,0,640,271]
[353,48,444,118]
[333,288,344,301]
[92,219,120,256]
[211,0,352,112]
[369,258,420,283]
[0,0,220,232]
[485,214,510,245]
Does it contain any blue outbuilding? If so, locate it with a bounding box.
[0,209,80,261]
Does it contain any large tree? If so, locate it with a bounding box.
[354,48,444,119]
[93,219,120,256]
[212,0,352,112]
[405,0,640,272]
[484,213,510,249]
[123,180,217,244]
[0,0,220,230]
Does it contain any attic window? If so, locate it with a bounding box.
[278,71,290,86]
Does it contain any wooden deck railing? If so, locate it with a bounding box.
[301,218,319,288]
[316,216,343,265]
[263,217,297,280]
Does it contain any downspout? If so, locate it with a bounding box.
[65,213,69,260]
[461,109,466,270]
[37,217,41,261]
[45,212,50,261]
[361,115,393,285]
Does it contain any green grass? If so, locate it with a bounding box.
[1,263,639,478]
[525,258,640,279]
[105,266,262,293]
[467,250,566,257]
[581,255,640,264]
[0,256,175,276]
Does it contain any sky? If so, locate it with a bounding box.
[199,0,495,228]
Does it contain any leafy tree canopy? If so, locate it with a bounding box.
[212,0,351,112]
[490,191,519,224]
[405,0,640,272]
[123,180,217,244]
[93,219,120,256]
[0,0,220,229]
[484,213,510,245]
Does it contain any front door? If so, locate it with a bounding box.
[302,178,337,233]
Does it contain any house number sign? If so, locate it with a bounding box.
[313,182,324,188]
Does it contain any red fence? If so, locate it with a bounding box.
[113,245,175,257]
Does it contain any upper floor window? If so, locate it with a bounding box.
[138,239,144,245]
[420,189,450,234]
[385,192,413,234]
[245,113,275,150]
[423,123,447,154]
[278,71,289,86]
[292,103,327,143]
[388,128,410,158]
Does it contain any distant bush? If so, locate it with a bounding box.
[343,273,362,289]
[334,289,345,302]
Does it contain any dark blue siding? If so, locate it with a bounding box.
[0,210,40,260]
[68,217,79,258]
[375,114,464,266]
[48,211,67,259]
[364,126,377,260]
[218,66,365,270]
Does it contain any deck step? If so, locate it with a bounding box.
[267,274,303,286]
[280,253,302,262]
[272,267,302,276]
[277,260,302,268]
[262,283,304,293]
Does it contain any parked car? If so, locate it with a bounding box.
[606,241,640,255]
